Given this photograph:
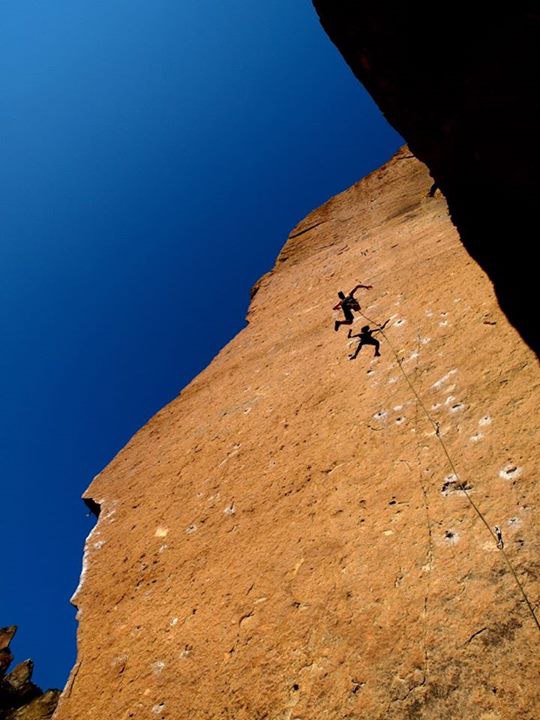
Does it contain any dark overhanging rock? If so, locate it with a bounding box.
[83,497,101,519]
[312,2,539,354]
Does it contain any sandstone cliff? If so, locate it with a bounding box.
[312,3,539,356]
[55,149,539,719]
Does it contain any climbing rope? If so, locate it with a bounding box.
[356,309,540,633]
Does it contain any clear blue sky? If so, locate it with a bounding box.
[0,1,401,689]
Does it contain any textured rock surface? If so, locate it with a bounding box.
[312,2,539,355]
[0,627,60,720]
[56,149,539,719]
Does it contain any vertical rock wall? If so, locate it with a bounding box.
[55,150,539,719]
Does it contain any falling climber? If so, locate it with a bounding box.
[347,321,389,360]
[333,283,372,332]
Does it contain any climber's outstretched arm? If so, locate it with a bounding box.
[349,283,372,296]
[373,319,390,334]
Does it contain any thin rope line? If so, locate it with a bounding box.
[357,309,540,632]
[413,332,432,684]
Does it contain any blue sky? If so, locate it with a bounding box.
[0,1,401,689]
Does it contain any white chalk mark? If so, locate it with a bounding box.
[444,530,460,545]
[432,369,458,390]
[499,465,522,481]
[507,517,522,528]
[469,433,484,443]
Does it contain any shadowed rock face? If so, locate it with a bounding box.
[312,2,539,355]
[56,150,539,719]
[0,627,60,720]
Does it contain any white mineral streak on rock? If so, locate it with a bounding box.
[71,496,108,604]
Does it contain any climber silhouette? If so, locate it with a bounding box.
[347,321,388,360]
[333,284,372,332]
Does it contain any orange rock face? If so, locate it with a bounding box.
[55,149,539,720]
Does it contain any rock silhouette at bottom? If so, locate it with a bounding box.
[0,627,60,720]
